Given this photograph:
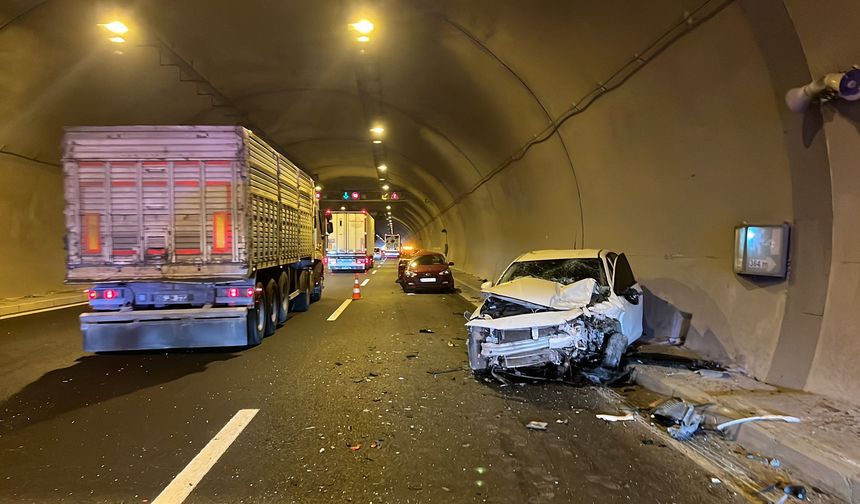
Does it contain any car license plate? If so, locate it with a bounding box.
[419,278,436,283]
[159,294,190,302]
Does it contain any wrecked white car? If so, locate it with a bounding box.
[466,249,643,377]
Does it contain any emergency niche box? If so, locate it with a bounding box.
[733,223,790,278]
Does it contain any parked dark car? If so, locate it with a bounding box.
[401,252,455,292]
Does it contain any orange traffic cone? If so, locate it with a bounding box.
[352,273,362,300]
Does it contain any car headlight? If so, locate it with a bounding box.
[405,270,417,277]
[440,269,451,275]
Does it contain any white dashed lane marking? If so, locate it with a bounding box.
[152,409,259,504]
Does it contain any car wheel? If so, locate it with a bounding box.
[264,279,279,337]
[601,332,628,369]
[247,281,266,346]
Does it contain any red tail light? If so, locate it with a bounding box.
[103,289,118,300]
[88,289,97,300]
[246,288,255,297]
[227,287,239,298]
[323,257,329,265]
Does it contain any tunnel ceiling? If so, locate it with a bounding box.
[3,0,717,234]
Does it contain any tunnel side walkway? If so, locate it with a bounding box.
[632,356,860,503]
[0,289,89,319]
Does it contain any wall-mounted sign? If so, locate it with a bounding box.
[733,224,790,278]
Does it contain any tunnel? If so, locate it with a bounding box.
[1,1,859,502]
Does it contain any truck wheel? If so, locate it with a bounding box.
[277,272,290,324]
[291,270,311,312]
[247,281,266,346]
[601,332,628,369]
[264,279,279,337]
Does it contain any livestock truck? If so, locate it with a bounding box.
[63,126,326,351]
[325,210,375,272]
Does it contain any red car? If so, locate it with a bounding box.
[400,252,455,293]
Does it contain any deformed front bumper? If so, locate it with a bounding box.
[80,306,249,352]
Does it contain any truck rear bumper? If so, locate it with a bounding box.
[80,307,248,352]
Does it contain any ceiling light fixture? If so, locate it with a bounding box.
[372,139,382,144]
[382,184,390,191]
[108,36,126,43]
[350,19,374,34]
[356,35,370,43]
[386,205,391,210]
[101,21,129,34]
[370,126,384,135]
[314,185,322,191]
[377,164,387,171]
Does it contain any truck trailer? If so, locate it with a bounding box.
[63,125,325,351]
[383,234,401,258]
[325,210,375,272]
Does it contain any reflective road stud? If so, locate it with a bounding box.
[352,273,362,300]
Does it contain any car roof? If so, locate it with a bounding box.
[511,249,605,262]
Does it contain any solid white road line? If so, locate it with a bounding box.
[152,408,259,504]
[360,278,370,287]
[327,299,353,321]
[0,301,89,320]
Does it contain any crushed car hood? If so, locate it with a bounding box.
[466,308,585,330]
[481,277,597,310]
[468,276,627,331]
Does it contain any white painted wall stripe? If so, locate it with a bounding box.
[360,278,370,287]
[152,409,259,504]
[327,299,352,321]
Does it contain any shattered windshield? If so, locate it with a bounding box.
[498,258,606,286]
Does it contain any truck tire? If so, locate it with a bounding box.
[277,271,290,324]
[291,270,311,312]
[264,279,279,337]
[247,281,266,346]
[601,332,628,369]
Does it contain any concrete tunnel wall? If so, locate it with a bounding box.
[0,0,858,403]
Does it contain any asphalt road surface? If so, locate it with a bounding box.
[0,261,743,503]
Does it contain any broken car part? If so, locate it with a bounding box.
[716,415,801,432]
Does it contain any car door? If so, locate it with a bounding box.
[608,253,644,343]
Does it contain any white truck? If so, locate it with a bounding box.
[383,234,401,258]
[63,126,326,351]
[325,210,375,272]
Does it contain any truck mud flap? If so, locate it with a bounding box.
[81,307,248,352]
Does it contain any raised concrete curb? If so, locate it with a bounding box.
[631,364,860,503]
[0,290,88,318]
[450,268,483,309]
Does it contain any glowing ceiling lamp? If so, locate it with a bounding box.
[350,19,374,34]
[101,21,129,34]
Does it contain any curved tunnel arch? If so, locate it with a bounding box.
[0,0,857,405]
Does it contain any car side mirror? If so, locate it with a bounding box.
[448,262,455,266]
[480,281,492,290]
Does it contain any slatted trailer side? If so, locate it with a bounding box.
[62,126,324,351]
